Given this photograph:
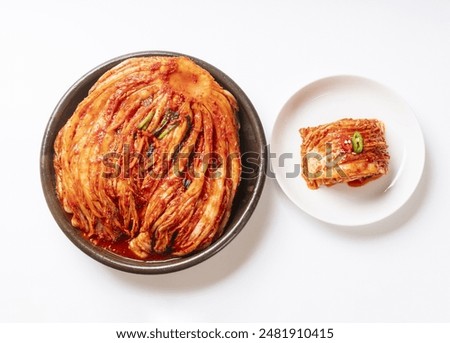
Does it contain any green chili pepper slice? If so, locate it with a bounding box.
[351,131,364,153]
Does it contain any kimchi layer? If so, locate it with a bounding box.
[300,118,389,189]
[54,56,241,259]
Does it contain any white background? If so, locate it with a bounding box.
[1,0,449,322]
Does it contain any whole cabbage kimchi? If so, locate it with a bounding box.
[54,56,241,259]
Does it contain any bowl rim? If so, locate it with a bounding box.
[40,50,267,274]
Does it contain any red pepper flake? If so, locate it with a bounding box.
[340,135,353,153]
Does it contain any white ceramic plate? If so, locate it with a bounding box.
[271,75,425,226]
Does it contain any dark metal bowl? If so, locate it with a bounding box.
[40,51,267,274]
